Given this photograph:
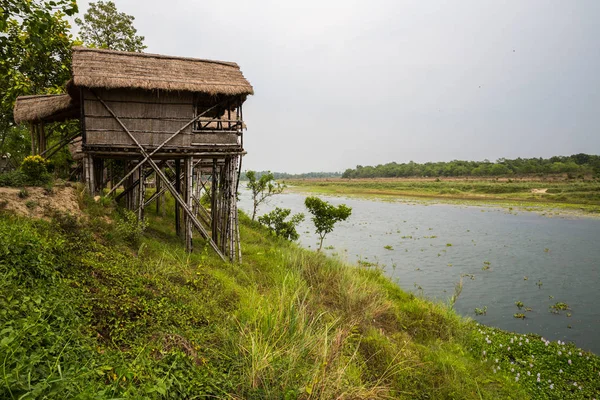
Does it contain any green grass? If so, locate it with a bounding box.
[288,178,600,214]
[0,190,598,398]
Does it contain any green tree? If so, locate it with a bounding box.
[304,196,352,251]
[75,1,146,52]
[246,170,285,221]
[0,0,78,156]
[258,207,305,241]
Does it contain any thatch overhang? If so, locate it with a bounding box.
[13,94,80,124]
[71,47,254,97]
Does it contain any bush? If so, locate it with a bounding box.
[19,155,52,185]
[258,207,304,241]
[0,170,27,187]
[21,155,48,180]
[115,209,147,245]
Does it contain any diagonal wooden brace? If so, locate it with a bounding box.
[94,93,227,261]
[104,97,232,197]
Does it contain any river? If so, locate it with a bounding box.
[237,189,600,354]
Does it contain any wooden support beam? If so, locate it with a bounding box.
[115,164,156,202]
[175,159,181,237]
[86,154,95,195]
[155,169,162,215]
[138,165,145,221]
[211,159,218,241]
[102,97,231,198]
[93,91,227,261]
[185,156,193,252]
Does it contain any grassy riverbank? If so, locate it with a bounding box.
[1,186,598,398]
[287,177,600,214]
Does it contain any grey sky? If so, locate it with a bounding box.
[75,1,600,173]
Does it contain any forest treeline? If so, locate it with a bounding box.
[342,154,600,179]
[241,171,342,180]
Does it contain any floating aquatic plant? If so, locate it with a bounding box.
[474,306,487,316]
[515,301,524,309]
[550,302,570,314]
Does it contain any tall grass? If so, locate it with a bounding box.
[3,191,597,398]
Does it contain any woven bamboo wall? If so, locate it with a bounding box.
[83,89,242,149]
[84,88,193,148]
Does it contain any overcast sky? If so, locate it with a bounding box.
[74,1,600,173]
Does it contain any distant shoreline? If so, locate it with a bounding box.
[284,177,600,216]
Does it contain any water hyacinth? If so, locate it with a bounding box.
[472,323,599,399]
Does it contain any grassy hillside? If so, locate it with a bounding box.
[1,187,598,398]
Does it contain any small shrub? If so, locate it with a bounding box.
[0,170,27,187]
[25,200,38,209]
[258,207,304,241]
[43,181,54,195]
[21,155,49,181]
[116,209,147,245]
[18,187,29,198]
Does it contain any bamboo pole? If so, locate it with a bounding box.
[138,165,145,221]
[185,156,193,252]
[102,98,232,198]
[175,159,181,237]
[93,93,226,261]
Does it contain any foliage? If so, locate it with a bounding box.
[341,153,600,178]
[245,170,285,221]
[291,178,600,212]
[304,196,351,251]
[21,155,48,180]
[241,170,342,180]
[75,1,147,52]
[469,324,600,399]
[0,0,78,158]
[258,207,304,241]
[0,170,27,187]
[0,192,597,399]
[115,209,147,245]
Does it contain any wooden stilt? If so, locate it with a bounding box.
[175,159,181,237]
[156,170,162,215]
[211,159,218,241]
[138,165,145,221]
[185,156,193,252]
[87,154,95,195]
[92,93,227,261]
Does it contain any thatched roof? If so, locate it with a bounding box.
[13,94,79,124]
[72,47,254,96]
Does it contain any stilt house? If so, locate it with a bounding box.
[13,47,254,262]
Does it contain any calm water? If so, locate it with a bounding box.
[238,190,600,354]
